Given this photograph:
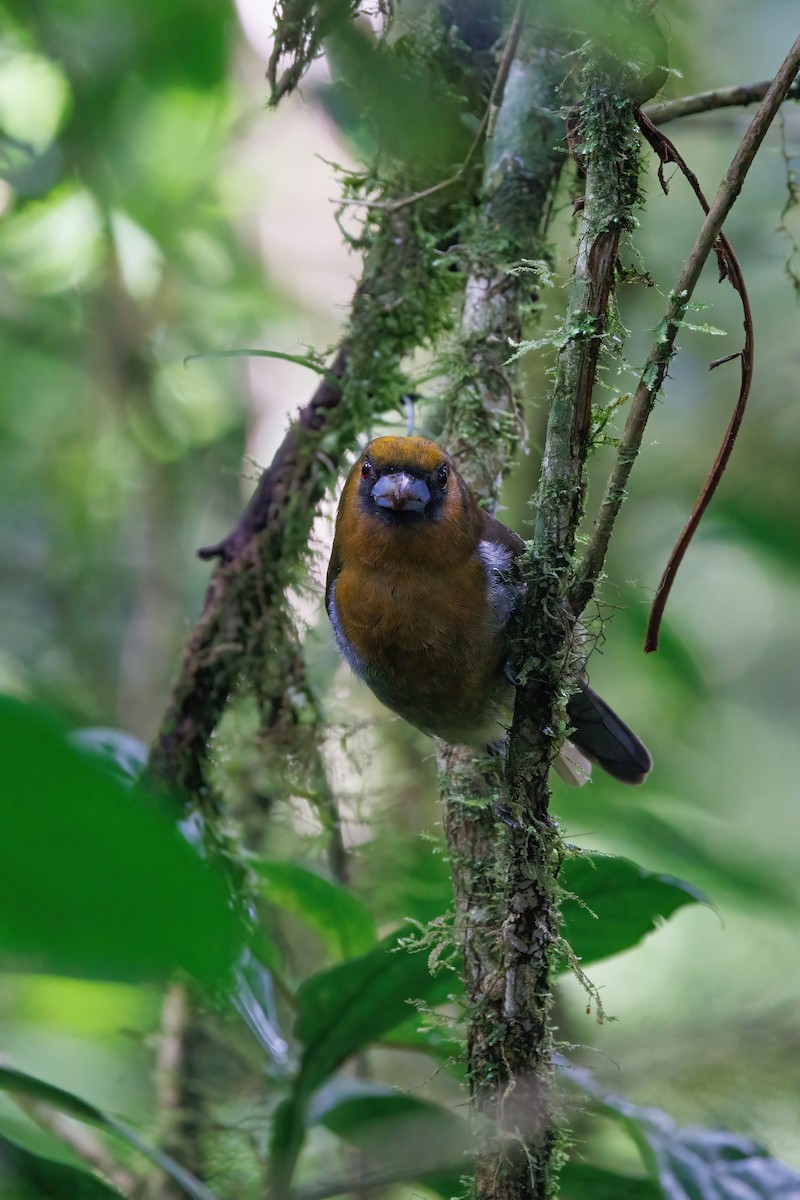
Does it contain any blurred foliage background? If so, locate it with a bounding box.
[1,0,800,1193]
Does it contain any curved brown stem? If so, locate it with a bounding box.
[635,111,754,653]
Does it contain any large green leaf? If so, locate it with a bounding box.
[558,853,707,969]
[267,930,458,1194]
[560,1159,660,1199]
[0,1130,122,1200]
[379,1013,464,1066]
[294,928,457,1096]
[643,1125,800,1200]
[0,1066,220,1200]
[309,1076,469,1197]
[0,697,245,986]
[254,860,376,959]
[556,790,792,912]
[565,1063,800,1199]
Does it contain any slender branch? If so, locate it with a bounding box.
[198,350,346,564]
[645,77,800,125]
[378,0,525,215]
[491,58,641,1200]
[534,97,638,551]
[485,0,526,141]
[633,111,753,653]
[148,350,348,802]
[572,33,800,623]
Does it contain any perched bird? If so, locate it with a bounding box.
[326,436,651,785]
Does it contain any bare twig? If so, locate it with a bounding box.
[572,34,800,638]
[645,77,800,125]
[485,0,526,140]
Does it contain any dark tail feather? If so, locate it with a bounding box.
[567,681,652,785]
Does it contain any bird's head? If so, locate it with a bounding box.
[358,436,453,521]
[334,436,481,567]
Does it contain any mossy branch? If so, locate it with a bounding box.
[571,33,800,628]
[147,10,497,1191]
[431,12,575,1195]
[470,55,641,1200]
[645,76,800,125]
[149,199,462,804]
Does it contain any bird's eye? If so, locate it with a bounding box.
[437,464,449,489]
[361,459,372,480]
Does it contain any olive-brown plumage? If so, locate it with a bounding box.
[326,436,651,784]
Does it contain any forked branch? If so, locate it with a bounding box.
[571,34,800,637]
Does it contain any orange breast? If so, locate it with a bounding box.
[334,555,507,742]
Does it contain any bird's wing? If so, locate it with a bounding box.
[325,533,343,615]
[478,509,527,557]
[476,511,650,786]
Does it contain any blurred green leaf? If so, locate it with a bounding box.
[565,1063,800,1199]
[559,853,708,970]
[379,1013,464,1065]
[309,1076,469,1196]
[362,828,453,927]
[232,948,291,1069]
[624,607,710,702]
[0,1066,220,1200]
[584,797,795,911]
[717,498,800,576]
[323,20,470,172]
[0,1130,122,1199]
[294,928,456,1096]
[185,348,341,386]
[0,46,71,151]
[9,0,232,94]
[267,929,458,1193]
[640,1126,800,1200]
[254,860,376,959]
[69,726,148,783]
[0,697,245,986]
[0,184,104,295]
[560,1159,660,1199]
[0,1094,95,1172]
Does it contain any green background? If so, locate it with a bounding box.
[1,0,799,1191]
